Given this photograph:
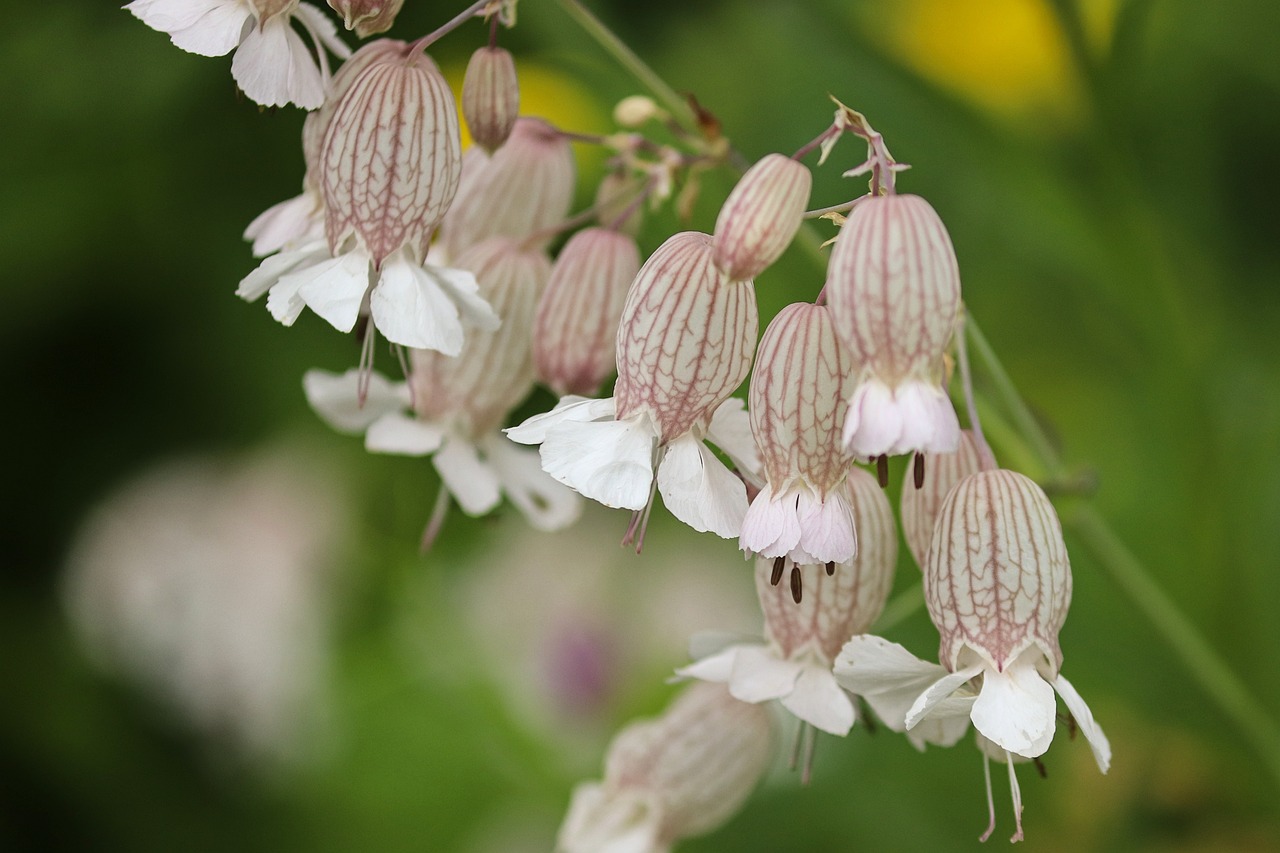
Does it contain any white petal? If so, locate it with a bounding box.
[970,659,1057,759]
[237,239,327,302]
[133,0,248,57]
[905,696,976,749]
[687,631,763,662]
[1053,673,1111,773]
[302,368,409,433]
[673,647,740,685]
[556,783,661,853]
[656,434,748,538]
[795,486,856,564]
[370,258,465,354]
[905,663,984,730]
[738,483,802,557]
[506,396,617,445]
[422,262,501,332]
[483,436,582,531]
[834,635,954,733]
[293,1,352,59]
[291,251,371,332]
[434,438,502,516]
[539,415,655,510]
[727,645,802,703]
[365,413,446,456]
[244,192,321,257]
[127,0,231,33]
[706,397,761,484]
[232,18,324,109]
[780,666,856,736]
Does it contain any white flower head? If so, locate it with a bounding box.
[739,302,859,565]
[126,0,351,109]
[679,467,896,738]
[508,231,759,545]
[556,683,772,853]
[824,193,962,458]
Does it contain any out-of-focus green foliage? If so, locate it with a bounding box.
[4,0,1280,850]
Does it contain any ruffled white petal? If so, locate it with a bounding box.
[538,413,656,510]
[433,438,502,516]
[706,397,761,485]
[906,696,976,750]
[422,262,501,332]
[289,250,371,332]
[293,1,352,60]
[302,368,409,433]
[673,646,739,684]
[130,0,250,57]
[244,191,322,257]
[843,378,959,457]
[780,666,855,736]
[904,663,984,730]
[795,486,856,565]
[483,436,582,531]
[238,239,328,303]
[370,257,466,354]
[834,635,954,732]
[726,644,802,703]
[1052,673,1111,773]
[738,483,802,558]
[505,396,617,445]
[232,17,324,109]
[364,413,447,456]
[970,658,1057,759]
[656,434,749,538]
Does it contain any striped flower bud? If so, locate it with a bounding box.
[533,227,641,396]
[462,46,520,153]
[680,467,895,736]
[438,117,576,259]
[327,0,405,37]
[825,193,962,458]
[594,170,646,235]
[712,153,811,281]
[739,302,858,565]
[900,430,995,570]
[321,43,461,264]
[557,683,772,853]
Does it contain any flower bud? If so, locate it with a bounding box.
[614,232,758,442]
[438,117,576,259]
[557,683,771,853]
[320,42,461,264]
[462,46,519,153]
[326,0,405,37]
[533,227,640,396]
[594,170,646,235]
[825,193,962,457]
[900,430,995,569]
[925,469,1070,676]
[712,153,811,281]
[613,94,663,128]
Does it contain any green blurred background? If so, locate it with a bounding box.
[5,0,1280,849]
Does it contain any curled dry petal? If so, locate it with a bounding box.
[462,46,520,153]
[409,237,551,436]
[533,227,641,397]
[925,470,1071,676]
[756,467,896,663]
[614,232,758,442]
[900,429,996,569]
[320,43,462,264]
[326,0,405,37]
[712,153,811,281]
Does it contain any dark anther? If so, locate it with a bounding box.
[789,566,802,604]
[771,556,785,586]
[825,560,835,576]
[1067,712,1078,739]
[1033,757,1048,779]
[876,454,889,487]
[913,452,925,489]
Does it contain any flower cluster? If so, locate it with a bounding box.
[128,2,1110,847]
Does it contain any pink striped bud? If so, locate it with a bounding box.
[713,153,811,281]
[594,170,646,235]
[900,430,995,570]
[320,42,461,265]
[462,46,519,153]
[438,117,576,259]
[533,227,640,396]
[925,470,1070,677]
[409,237,550,437]
[326,0,405,37]
[825,193,962,457]
[557,683,771,853]
[614,232,758,442]
[740,303,859,564]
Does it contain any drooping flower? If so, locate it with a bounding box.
[824,192,962,458]
[834,468,1110,841]
[679,466,895,736]
[899,428,995,569]
[739,302,860,566]
[712,153,812,281]
[125,0,351,109]
[305,237,579,532]
[462,45,520,153]
[556,683,772,853]
[238,41,499,355]
[507,231,759,542]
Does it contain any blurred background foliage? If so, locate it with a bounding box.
[4,0,1280,850]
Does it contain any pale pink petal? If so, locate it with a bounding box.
[780,667,855,736]
[539,414,655,510]
[302,368,409,433]
[727,645,802,703]
[656,434,749,539]
[482,436,582,531]
[843,379,902,457]
[369,257,463,354]
[970,659,1057,759]
[1053,673,1111,772]
[290,250,371,332]
[795,486,856,565]
[738,483,802,557]
[434,438,502,516]
[364,413,446,456]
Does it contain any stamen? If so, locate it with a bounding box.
[789,565,802,604]
[620,470,660,553]
[913,452,925,489]
[771,556,785,586]
[800,723,817,786]
[357,320,378,407]
[824,560,835,576]
[419,482,451,552]
[788,720,805,771]
[876,454,889,487]
[1006,752,1024,843]
[1033,757,1047,779]
[979,753,996,843]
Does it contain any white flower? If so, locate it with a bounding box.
[125,0,350,109]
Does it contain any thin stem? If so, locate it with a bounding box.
[803,197,864,220]
[954,307,991,459]
[411,0,492,52]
